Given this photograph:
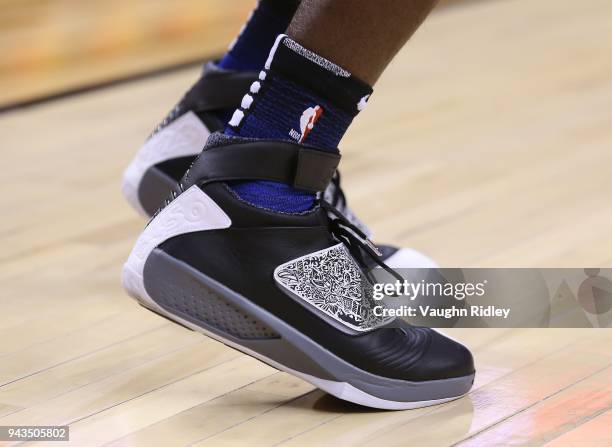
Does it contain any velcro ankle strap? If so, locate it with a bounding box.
[190,64,259,112]
[183,140,341,193]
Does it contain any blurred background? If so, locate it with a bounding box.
[1,0,465,109]
[1,0,253,108]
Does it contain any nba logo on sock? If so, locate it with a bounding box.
[289,105,323,143]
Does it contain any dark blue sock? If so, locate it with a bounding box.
[225,35,373,213]
[218,0,300,72]
[213,1,299,125]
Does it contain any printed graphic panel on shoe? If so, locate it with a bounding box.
[275,243,393,332]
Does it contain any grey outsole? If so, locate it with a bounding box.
[143,249,475,403]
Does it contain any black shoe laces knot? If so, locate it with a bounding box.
[320,200,403,284]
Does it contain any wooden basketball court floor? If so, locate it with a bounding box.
[1,0,611,445]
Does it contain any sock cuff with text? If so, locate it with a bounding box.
[226,34,373,150]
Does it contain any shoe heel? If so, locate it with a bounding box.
[121,183,232,305]
[122,111,210,216]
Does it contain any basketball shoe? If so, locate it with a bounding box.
[121,62,436,268]
[122,135,475,410]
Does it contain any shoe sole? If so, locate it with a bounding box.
[123,249,474,410]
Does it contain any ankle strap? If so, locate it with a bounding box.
[183,140,341,193]
[190,63,258,112]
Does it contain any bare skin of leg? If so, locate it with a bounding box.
[287,0,438,85]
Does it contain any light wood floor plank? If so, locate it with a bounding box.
[105,374,316,447]
[544,410,612,447]
[0,309,164,385]
[457,367,612,446]
[0,342,242,428]
[47,357,277,447]
[0,325,202,413]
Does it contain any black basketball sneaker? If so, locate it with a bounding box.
[122,135,475,410]
[122,63,437,269]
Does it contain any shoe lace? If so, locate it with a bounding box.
[328,170,346,209]
[320,200,403,284]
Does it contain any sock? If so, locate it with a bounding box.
[218,0,300,72]
[225,35,373,213]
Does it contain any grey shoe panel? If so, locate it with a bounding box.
[144,249,336,380]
